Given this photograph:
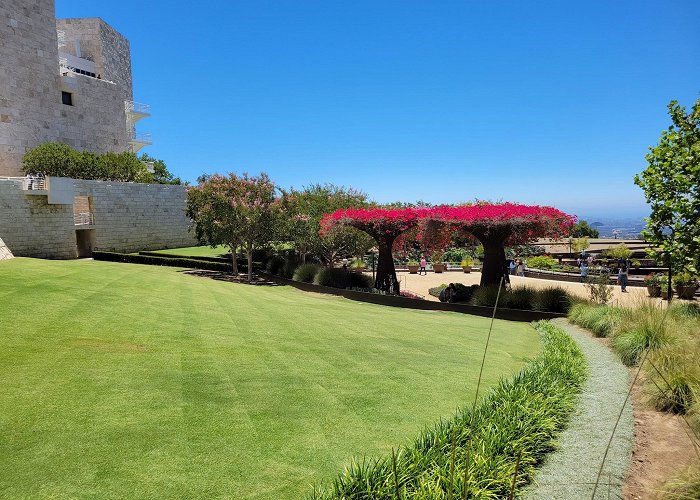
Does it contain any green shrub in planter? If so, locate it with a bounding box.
[293,263,321,283]
[526,255,558,270]
[314,267,352,289]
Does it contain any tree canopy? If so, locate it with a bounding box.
[570,220,599,238]
[22,143,181,184]
[186,172,279,281]
[634,97,700,275]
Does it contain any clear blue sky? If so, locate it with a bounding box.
[55,0,699,218]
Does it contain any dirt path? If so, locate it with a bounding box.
[623,380,698,499]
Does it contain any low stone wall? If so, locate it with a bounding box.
[0,177,196,258]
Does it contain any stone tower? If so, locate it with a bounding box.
[0,0,150,177]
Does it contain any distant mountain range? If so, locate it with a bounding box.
[579,215,647,239]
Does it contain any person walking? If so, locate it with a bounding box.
[509,259,516,275]
[419,256,427,276]
[618,263,629,292]
[580,262,589,282]
[516,259,525,277]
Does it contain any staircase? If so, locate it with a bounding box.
[0,237,13,260]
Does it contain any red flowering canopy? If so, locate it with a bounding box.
[321,207,428,293]
[431,203,575,286]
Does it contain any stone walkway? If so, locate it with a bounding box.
[522,319,634,499]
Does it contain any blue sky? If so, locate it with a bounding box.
[55,0,699,218]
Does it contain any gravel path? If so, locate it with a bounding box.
[522,319,634,499]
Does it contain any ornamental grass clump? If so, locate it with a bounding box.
[309,321,587,499]
[531,286,572,313]
[293,263,321,283]
[568,303,621,337]
[612,303,673,366]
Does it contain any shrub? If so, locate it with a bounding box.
[293,263,321,283]
[568,303,620,337]
[526,255,558,270]
[584,273,614,305]
[280,259,298,279]
[531,287,572,313]
[348,272,372,289]
[602,243,633,260]
[314,267,352,289]
[470,285,573,312]
[309,321,587,499]
[92,251,231,272]
[265,256,286,275]
[429,284,448,298]
[669,302,700,319]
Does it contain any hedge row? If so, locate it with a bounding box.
[137,251,232,264]
[92,251,232,272]
[309,321,587,499]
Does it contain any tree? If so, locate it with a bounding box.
[321,207,426,293]
[432,203,574,286]
[571,237,590,254]
[139,153,182,185]
[570,220,599,238]
[282,184,373,265]
[186,172,279,281]
[634,97,700,275]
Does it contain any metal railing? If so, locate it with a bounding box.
[74,212,94,226]
[129,132,153,144]
[23,176,47,191]
[125,100,151,115]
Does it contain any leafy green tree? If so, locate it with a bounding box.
[570,220,599,238]
[139,153,182,185]
[282,184,373,266]
[634,97,700,274]
[186,172,280,281]
[571,237,590,253]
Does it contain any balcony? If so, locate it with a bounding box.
[22,176,48,192]
[128,132,153,153]
[74,212,95,227]
[125,100,151,128]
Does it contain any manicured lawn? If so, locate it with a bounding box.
[0,259,541,499]
[152,244,230,257]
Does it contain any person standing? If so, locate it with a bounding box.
[516,259,525,277]
[509,259,516,275]
[618,263,629,292]
[419,256,427,276]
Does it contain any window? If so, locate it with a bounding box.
[61,91,73,106]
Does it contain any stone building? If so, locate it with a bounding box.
[0,0,151,177]
[0,1,195,258]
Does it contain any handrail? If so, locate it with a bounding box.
[125,101,151,115]
[74,212,94,226]
[23,176,47,191]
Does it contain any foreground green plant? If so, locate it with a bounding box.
[309,321,587,499]
[568,303,621,337]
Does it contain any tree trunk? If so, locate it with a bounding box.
[229,243,239,275]
[480,240,508,287]
[246,241,253,282]
[374,235,399,294]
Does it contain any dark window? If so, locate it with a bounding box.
[61,91,73,106]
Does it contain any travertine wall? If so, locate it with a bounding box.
[0,178,196,259]
[0,2,133,177]
[57,17,133,101]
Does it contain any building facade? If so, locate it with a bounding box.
[0,1,195,259]
[0,0,151,178]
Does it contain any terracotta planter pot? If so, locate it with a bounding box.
[675,285,698,300]
[661,289,673,300]
[433,263,445,273]
[407,265,419,274]
[462,266,472,273]
[352,267,366,274]
[646,285,661,298]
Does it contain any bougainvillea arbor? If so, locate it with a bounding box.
[321,207,428,293]
[321,203,574,293]
[431,203,575,286]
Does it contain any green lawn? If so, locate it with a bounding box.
[0,258,541,499]
[152,244,230,257]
